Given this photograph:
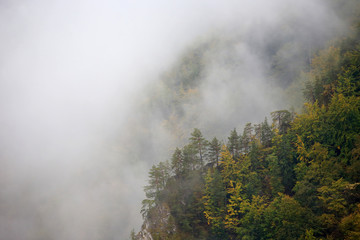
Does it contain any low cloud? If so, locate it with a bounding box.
[0,0,348,239]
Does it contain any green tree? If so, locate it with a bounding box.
[235,195,267,240]
[241,123,253,154]
[208,137,221,167]
[227,128,240,158]
[271,110,293,135]
[246,142,264,197]
[189,128,208,168]
[171,148,185,178]
[272,132,297,195]
[266,153,285,198]
[304,46,341,106]
[182,144,198,171]
[263,194,316,240]
[141,162,171,217]
[203,168,227,238]
[261,117,274,147]
[340,204,360,240]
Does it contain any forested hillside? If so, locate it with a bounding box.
[124,1,359,171]
[133,2,360,239]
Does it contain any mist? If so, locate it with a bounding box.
[0,0,348,239]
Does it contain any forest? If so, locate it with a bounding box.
[133,2,360,240]
[5,1,360,240]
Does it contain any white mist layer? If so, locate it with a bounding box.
[0,0,345,239]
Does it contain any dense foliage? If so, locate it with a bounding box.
[135,5,360,240]
[136,29,360,240]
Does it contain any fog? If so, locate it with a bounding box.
[0,0,348,239]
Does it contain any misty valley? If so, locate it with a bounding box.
[0,0,360,240]
[132,1,360,239]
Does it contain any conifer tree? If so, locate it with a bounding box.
[271,110,292,135]
[189,128,208,168]
[260,117,274,148]
[208,137,221,167]
[241,123,253,154]
[171,148,184,178]
[227,128,240,158]
[203,168,227,238]
[182,144,198,171]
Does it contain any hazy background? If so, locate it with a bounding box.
[0,0,347,239]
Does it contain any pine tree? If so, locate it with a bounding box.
[208,137,221,167]
[240,123,253,154]
[203,168,227,238]
[189,128,208,168]
[271,110,292,135]
[171,148,184,178]
[260,117,274,148]
[227,128,240,158]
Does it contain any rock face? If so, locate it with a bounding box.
[135,203,176,240]
[136,219,153,240]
